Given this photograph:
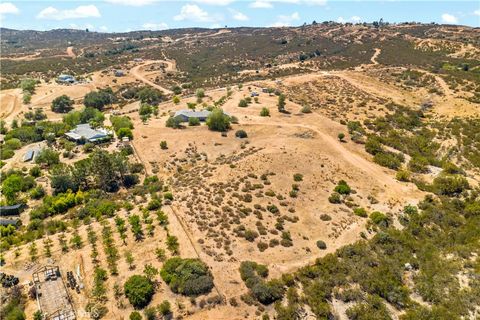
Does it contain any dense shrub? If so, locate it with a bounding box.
[369,211,389,227]
[161,258,214,296]
[334,180,351,195]
[84,88,115,110]
[235,130,248,138]
[373,151,403,170]
[353,208,368,218]
[328,192,341,204]
[124,275,154,308]
[188,117,200,126]
[51,95,74,113]
[166,116,182,129]
[316,240,327,250]
[206,109,231,132]
[260,107,270,116]
[35,148,59,166]
[432,174,469,196]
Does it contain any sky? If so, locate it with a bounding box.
[0,1,478,32]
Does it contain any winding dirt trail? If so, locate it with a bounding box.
[0,89,23,121]
[130,60,175,94]
[370,48,381,64]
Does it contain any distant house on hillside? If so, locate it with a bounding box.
[114,70,125,77]
[65,124,111,143]
[57,74,76,84]
[173,110,212,122]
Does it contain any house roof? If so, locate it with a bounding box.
[0,218,19,226]
[0,204,24,216]
[174,110,212,118]
[65,123,110,142]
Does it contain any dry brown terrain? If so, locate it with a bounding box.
[1,28,479,319]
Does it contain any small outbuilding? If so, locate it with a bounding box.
[114,70,125,77]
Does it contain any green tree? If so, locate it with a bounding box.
[117,128,133,140]
[188,117,200,126]
[129,311,142,320]
[238,99,248,108]
[143,264,159,281]
[138,87,163,105]
[160,257,214,296]
[277,94,286,112]
[196,88,205,99]
[166,116,182,129]
[157,300,171,316]
[51,95,74,113]
[1,174,24,204]
[35,148,60,166]
[206,109,230,132]
[20,78,37,94]
[125,251,135,270]
[84,88,115,110]
[124,275,154,308]
[260,107,270,117]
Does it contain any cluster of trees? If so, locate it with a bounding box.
[1,169,37,204]
[206,109,231,132]
[50,149,140,194]
[239,261,284,305]
[120,86,163,105]
[24,109,47,122]
[51,95,74,113]
[266,189,480,319]
[124,275,154,308]
[0,121,69,160]
[111,116,134,140]
[63,107,105,128]
[160,257,214,296]
[84,88,116,110]
[20,78,38,104]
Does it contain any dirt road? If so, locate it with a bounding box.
[0,89,23,121]
[66,46,76,58]
[371,48,381,64]
[130,60,175,95]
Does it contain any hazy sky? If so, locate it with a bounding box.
[0,1,478,32]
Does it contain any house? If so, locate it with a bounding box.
[251,91,259,97]
[114,70,125,77]
[65,124,111,143]
[57,74,76,84]
[0,204,24,217]
[173,110,212,122]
